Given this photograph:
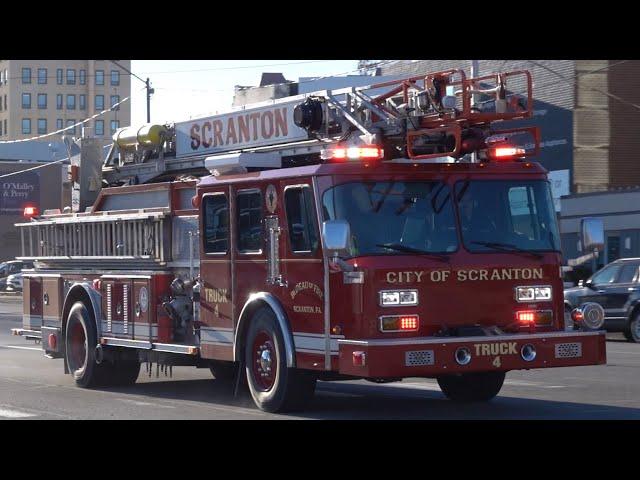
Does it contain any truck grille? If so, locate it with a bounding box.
[405,350,435,367]
[555,342,582,359]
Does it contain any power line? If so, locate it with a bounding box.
[135,60,340,75]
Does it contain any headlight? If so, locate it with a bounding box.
[379,289,418,307]
[516,285,552,302]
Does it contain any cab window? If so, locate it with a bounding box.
[617,264,639,284]
[237,190,263,253]
[202,194,228,254]
[285,185,318,254]
[591,264,621,285]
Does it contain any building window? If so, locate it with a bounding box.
[56,94,63,110]
[37,118,47,135]
[95,70,104,86]
[236,190,263,253]
[56,119,63,131]
[3,120,6,136]
[79,94,86,110]
[95,119,104,136]
[22,68,31,84]
[284,185,319,253]
[66,119,76,136]
[22,118,31,134]
[110,70,120,86]
[67,94,76,110]
[3,95,6,110]
[110,120,120,135]
[37,93,47,109]
[3,69,7,85]
[0,122,2,136]
[79,69,86,85]
[202,194,229,254]
[95,95,104,111]
[57,68,63,85]
[66,69,76,85]
[22,93,31,109]
[110,95,120,110]
[37,68,47,84]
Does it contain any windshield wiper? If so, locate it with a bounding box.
[470,241,543,259]
[376,243,450,262]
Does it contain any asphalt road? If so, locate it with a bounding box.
[1,296,639,420]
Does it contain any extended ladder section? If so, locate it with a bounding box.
[101,69,538,186]
[16,210,169,267]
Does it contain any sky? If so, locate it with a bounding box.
[129,60,359,126]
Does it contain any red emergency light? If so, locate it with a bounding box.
[380,314,419,332]
[487,145,526,161]
[322,145,384,163]
[23,206,39,218]
[516,310,536,324]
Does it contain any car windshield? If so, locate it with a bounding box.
[322,181,458,256]
[456,180,561,253]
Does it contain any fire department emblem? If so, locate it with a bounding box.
[266,184,277,213]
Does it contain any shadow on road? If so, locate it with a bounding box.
[99,377,640,420]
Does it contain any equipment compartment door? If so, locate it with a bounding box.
[24,276,42,331]
[132,279,152,341]
[103,279,134,339]
[199,188,233,360]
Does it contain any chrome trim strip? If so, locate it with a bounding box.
[338,330,604,347]
[313,176,331,370]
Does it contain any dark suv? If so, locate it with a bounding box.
[564,258,640,342]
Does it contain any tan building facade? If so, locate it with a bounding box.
[0,60,131,141]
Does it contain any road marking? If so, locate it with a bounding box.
[0,345,41,351]
[0,408,37,418]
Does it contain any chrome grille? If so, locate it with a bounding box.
[106,283,112,332]
[555,342,582,359]
[405,350,435,367]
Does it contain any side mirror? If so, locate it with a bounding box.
[322,220,351,257]
[578,279,584,287]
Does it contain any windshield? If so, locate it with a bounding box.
[322,181,457,256]
[456,180,561,253]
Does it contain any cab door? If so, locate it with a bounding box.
[199,188,233,360]
[279,179,326,369]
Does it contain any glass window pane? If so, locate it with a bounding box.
[322,181,458,256]
[617,264,639,284]
[79,69,86,85]
[56,119,63,130]
[22,93,31,109]
[285,186,318,253]
[95,70,104,85]
[22,68,31,84]
[56,94,63,110]
[67,95,76,109]
[66,120,76,136]
[56,69,63,85]
[79,94,86,110]
[66,69,75,85]
[37,119,47,134]
[237,191,263,252]
[456,180,560,253]
[592,264,622,285]
[37,94,47,109]
[203,195,229,254]
[38,68,47,84]
[22,119,31,134]
[111,70,120,85]
[95,120,104,136]
[95,95,104,111]
[110,95,120,110]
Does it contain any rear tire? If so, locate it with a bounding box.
[65,302,112,388]
[623,312,640,343]
[244,307,316,413]
[437,371,505,402]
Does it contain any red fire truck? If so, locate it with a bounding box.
[12,68,607,413]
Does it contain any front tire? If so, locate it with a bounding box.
[244,307,316,413]
[623,312,640,343]
[65,302,112,388]
[437,371,505,402]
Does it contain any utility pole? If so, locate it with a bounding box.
[146,78,154,123]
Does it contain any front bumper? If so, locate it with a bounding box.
[338,330,606,378]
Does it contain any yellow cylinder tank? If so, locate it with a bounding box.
[113,124,167,148]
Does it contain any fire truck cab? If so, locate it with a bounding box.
[12,69,607,413]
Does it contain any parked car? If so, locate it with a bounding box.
[564,258,640,342]
[5,273,23,292]
[0,260,33,291]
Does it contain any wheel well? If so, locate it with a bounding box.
[234,299,270,363]
[629,303,640,323]
[61,286,96,350]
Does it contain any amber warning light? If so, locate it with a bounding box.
[380,315,419,332]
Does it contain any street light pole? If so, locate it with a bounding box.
[146,78,154,123]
